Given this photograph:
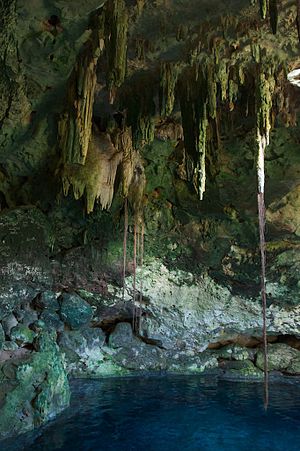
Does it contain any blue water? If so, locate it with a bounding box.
[3,375,300,451]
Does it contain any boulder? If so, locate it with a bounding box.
[34,291,60,312]
[10,325,36,347]
[256,343,300,374]
[58,327,118,377]
[40,311,64,332]
[0,331,70,439]
[59,293,93,330]
[221,360,263,378]
[1,313,18,337]
[108,322,135,348]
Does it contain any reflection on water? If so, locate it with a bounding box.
[3,375,300,451]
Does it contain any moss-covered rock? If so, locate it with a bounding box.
[59,293,93,329]
[256,343,300,373]
[10,325,36,346]
[34,291,60,312]
[40,311,64,332]
[222,360,263,379]
[0,331,70,439]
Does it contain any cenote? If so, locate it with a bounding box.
[2,0,300,447]
[4,376,300,451]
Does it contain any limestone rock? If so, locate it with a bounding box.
[108,322,135,348]
[256,343,300,373]
[10,325,36,346]
[0,331,70,439]
[34,291,60,312]
[1,313,18,337]
[40,311,64,332]
[59,293,93,330]
[58,327,108,376]
[221,360,263,379]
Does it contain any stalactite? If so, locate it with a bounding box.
[269,0,278,34]
[207,63,217,119]
[259,0,269,20]
[228,79,239,111]
[104,0,128,101]
[218,59,228,102]
[62,131,123,213]
[114,127,135,198]
[120,72,156,147]
[136,0,145,16]
[58,11,105,165]
[193,103,208,200]
[160,62,181,117]
[297,0,300,42]
[179,75,198,166]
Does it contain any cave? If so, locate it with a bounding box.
[1,0,300,449]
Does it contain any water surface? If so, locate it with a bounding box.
[4,375,300,451]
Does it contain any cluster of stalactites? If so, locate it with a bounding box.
[177,50,245,200]
[58,11,105,165]
[160,62,181,117]
[62,131,123,213]
[256,69,275,194]
[258,0,278,34]
[62,126,146,215]
[105,0,128,102]
[114,128,146,222]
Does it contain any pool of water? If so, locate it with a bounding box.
[4,375,300,451]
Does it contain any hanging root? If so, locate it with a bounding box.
[132,221,137,332]
[122,198,128,301]
[138,221,145,334]
[257,127,269,409]
[258,192,269,410]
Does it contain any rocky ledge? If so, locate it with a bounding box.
[1,258,300,439]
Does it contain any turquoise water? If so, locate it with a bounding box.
[4,375,300,451]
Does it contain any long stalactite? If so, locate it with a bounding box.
[58,11,105,165]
